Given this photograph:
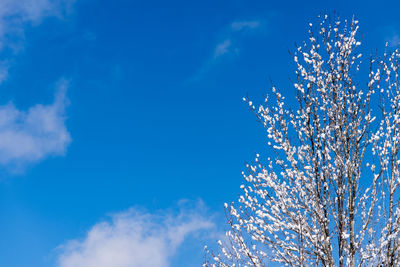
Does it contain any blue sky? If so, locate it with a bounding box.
[0,0,400,266]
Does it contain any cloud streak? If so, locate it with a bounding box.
[187,18,263,82]
[0,79,71,168]
[231,20,260,31]
[56,202,215,267]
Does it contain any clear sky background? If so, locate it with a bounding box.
[0,0,400,266]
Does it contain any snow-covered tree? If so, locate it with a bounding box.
[205,15,400,267]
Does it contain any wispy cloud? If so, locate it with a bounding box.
[0,0,74,34]
[0,79,71,169]
[214,39,232,58]
[213,19,262,60]
[56,201,215,267]
[0,0,75,81]
[189,18,263,81]
[387,33,400,47]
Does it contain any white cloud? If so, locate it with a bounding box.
[0,1,75,169]
[0,79,71,168]
[56,202,215,267]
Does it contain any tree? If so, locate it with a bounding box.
[204,15,400,267]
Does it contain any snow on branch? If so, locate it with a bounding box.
[205,15,400,267]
